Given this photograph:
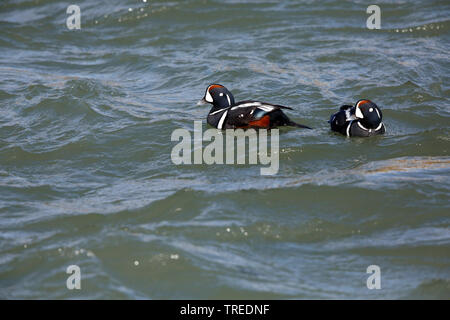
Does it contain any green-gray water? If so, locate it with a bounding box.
[0,0,449,299]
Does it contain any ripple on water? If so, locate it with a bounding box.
[0,0,449,299]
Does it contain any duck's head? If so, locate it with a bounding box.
[198,84,235,108]
[354,99,383,129]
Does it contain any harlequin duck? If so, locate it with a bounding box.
[198,84,312,130]
[329,99,386,137]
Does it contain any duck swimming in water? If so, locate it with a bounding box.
[198,84,312,130]
[329,99,386,137]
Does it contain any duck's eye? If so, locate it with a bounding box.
[219,93,224,96]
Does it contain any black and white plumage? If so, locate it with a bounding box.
[199,84,312,130]
[329,99,386,137]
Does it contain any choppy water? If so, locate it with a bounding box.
[0,0,449,299]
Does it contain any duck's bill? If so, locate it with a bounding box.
[196,98,207,106]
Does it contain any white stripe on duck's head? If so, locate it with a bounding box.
[355,99,383,129]
[199,84,235,108]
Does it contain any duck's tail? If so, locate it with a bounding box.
[287,120,313,129]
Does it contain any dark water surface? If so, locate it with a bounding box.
[0,0,449,299]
